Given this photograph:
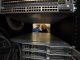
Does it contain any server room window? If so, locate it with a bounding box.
[32,23,50,33]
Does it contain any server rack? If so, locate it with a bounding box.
[0,0,80,60]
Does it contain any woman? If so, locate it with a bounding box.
[40,24,48,33]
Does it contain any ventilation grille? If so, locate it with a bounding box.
[1,6,58,13]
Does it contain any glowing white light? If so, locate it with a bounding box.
[74,7,76,9]
[67,5,69,7]
[47,57,50,59]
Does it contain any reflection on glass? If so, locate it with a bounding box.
[32,33,51,45]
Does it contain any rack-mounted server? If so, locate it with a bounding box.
[0,0,76,14]
[21,43,72,60]
[11,33,80,60]
[1,0,75,4]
